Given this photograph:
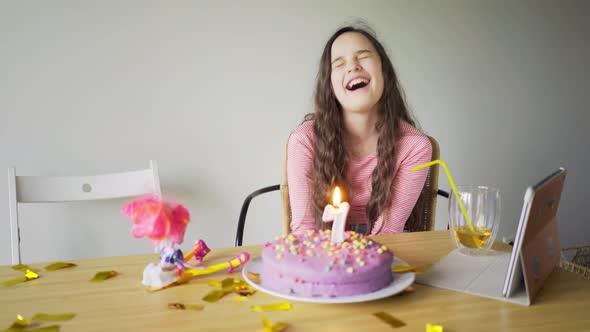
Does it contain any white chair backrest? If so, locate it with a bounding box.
[7,160,161,264]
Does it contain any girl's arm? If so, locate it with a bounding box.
[371,135,432,235]
[286,122,316,234]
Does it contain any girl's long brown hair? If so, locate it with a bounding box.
[307,25,416,233]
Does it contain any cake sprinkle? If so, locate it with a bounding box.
[269,230,391,261]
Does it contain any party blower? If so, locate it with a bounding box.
[121,195,250,289]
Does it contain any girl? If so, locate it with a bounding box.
[288,25,432,235]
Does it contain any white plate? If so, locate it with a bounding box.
[242,256,415,304]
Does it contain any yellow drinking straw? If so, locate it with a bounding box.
[411,160,474,232]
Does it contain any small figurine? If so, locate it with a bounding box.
[122,195,249,289]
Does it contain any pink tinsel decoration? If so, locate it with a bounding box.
[121,195,190,247]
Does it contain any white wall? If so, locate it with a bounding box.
[1,0,588,264]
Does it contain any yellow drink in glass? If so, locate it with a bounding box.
[454,225,492,249]
[448,186,500,255]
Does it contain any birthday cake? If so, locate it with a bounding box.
[261,229,393,297]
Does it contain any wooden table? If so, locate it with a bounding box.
[1,231,589,331]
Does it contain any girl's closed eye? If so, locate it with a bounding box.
[357,52,372,60]
[333,61,344,69]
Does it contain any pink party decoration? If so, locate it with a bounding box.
[121,195,190,247]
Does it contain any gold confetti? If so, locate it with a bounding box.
[205,278,256,301]
[11,264,32,271]
[32,313,76,321]
[202,289,228,303]
[392,263,432,275]
[208,280,222,287]
[3,269,39,287]
[247,271,260,283]
[228,279,254,294]
[235,287,256,297]
[374,311,406,328]
[90,271,118,282]
[9,314,33,328]
[15,314,31,325]
[234,294,249,302]
[44,262,77,271]
[251,301,292,312]
[426,323,443,332]
[392,265,417,273]
[167,303,204,311]
[221,278,237,291]
[5,314,73,332]
[3,276,28,287]
[259,316,289,332]
[403,286,415,293]
[25,269,40,280]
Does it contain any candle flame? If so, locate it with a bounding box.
[332,186,342,207]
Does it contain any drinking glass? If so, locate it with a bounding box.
[448,185,501,255]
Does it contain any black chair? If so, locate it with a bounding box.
[235,184,281,247]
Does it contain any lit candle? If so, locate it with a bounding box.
[322,186,350,243]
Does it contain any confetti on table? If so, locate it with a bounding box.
[221,278,236,291]
[247,271,260,284]
[90,271,118,282]
[3,269,40,287]
[11,264,41,275]
[44,262,77,271]
[207,277,243,289]
[11,264,33,271]
[251,301,292,312]
[403,286,415,293]
[224,278,256,296]
[374,312,406,328]
[258,316,289,332]
[202,289,227,303]
[426,323,443,332]
[392,263,432,275]
[234,294,249,302]
[3,277,28,287]
[392,265,418,273]
[25,269,39,279]
[4,316,55,332]
[235,287,256,297]
[4,313,75,331]
[8,314,32,329]
[32,313,76,321]
[203,278,256,302]
[168,303,204,311]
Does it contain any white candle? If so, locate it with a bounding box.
[322,186,350,243]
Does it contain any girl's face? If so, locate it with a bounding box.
[330,32,384,114]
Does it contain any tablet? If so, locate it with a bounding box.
[502,168,566,299]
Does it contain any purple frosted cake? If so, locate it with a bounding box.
[261,229,393,298]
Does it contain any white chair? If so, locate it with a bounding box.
[8,160,161,264]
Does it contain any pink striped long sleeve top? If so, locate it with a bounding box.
[287,120,432,235]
